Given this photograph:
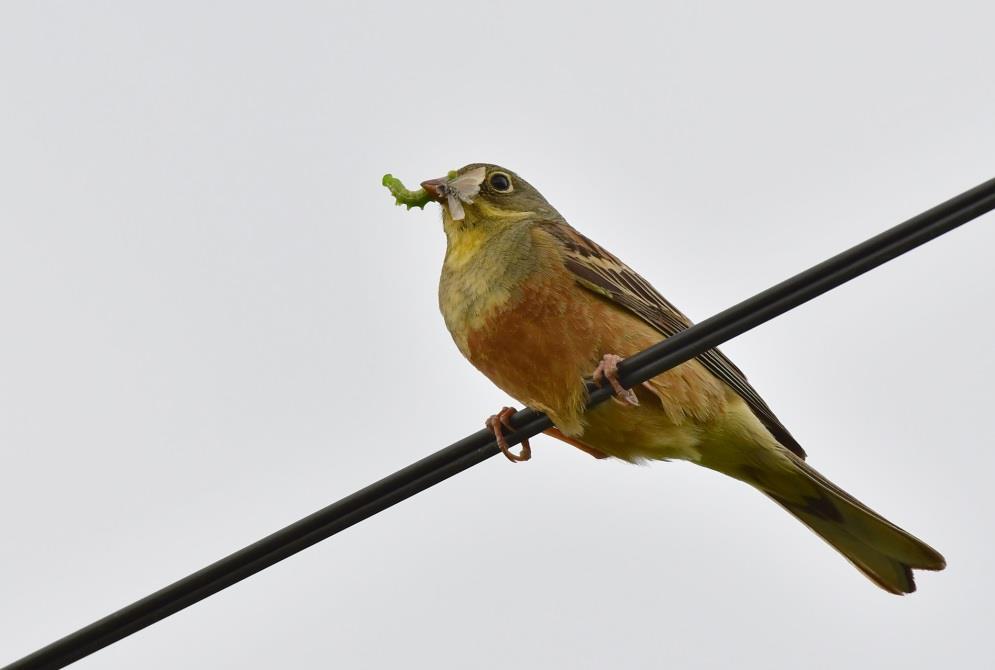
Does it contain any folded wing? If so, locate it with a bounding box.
[538,220,807,459]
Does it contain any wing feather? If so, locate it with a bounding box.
[539,221,806,459]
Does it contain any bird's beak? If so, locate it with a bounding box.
[420,177,447,202]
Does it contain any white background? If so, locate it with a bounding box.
[2,2,993,668]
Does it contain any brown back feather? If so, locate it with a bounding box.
[538,220,807,459]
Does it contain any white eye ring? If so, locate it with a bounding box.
[488,172,513,193]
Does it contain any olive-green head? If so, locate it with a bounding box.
[420,163,560,226]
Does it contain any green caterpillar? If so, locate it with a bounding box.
[381,170,459,210]
[381,174,431,210]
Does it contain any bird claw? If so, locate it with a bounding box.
[486,406,532,463]
[593,353,639,406]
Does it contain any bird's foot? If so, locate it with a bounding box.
[593,353,639,406]
[486,406,532,463]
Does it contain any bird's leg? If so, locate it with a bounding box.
[593,353,639,406]
[486,406,532,463]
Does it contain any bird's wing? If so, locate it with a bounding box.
[537,221,806,459]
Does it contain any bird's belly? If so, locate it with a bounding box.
[578,396,708,462]
[457,274,730,455]
[460,278,600,435]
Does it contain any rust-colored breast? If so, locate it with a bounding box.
[464,270,728,438]
[464,267,606,434]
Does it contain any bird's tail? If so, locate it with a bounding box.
[743,452,946,594]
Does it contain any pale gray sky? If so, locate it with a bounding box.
[2,1,994,668]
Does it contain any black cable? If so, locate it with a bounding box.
[7,176,995,670]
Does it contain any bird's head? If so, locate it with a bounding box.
[420,163,559,229]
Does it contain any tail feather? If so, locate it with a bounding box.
[759,454,945,594]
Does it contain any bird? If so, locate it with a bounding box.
[415,163,945,594]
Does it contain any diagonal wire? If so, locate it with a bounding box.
[6,176,995,670]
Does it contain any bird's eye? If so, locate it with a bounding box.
[488,172,512,192]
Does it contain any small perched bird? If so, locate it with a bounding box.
[417,163,945,594]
